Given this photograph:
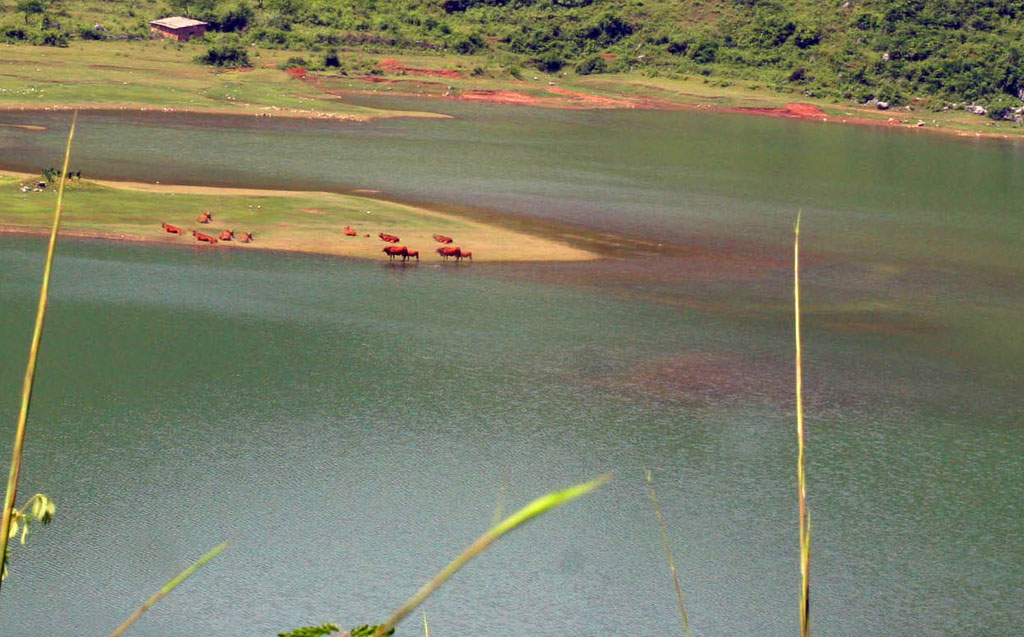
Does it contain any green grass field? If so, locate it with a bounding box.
[0,41,443,120]
[3,39,1020,138]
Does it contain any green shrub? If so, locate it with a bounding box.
[532,52,565,73]
[986,93,1021,120]
[279,55,308,69]
[31,29,67,47]
[453,32,485,54]
[575,54,607,75]
[195,36,252,67]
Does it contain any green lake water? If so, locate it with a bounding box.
[0,105,1021,635]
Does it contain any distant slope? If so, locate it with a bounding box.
[3,0,1023,114]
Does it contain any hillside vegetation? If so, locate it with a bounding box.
[3,0,1024,115]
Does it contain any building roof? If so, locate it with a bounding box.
[150,17,208,30]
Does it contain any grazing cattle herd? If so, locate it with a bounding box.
[365,224,473,264]
[160,209,473,262]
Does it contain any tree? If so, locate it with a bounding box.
[16,0,47,25]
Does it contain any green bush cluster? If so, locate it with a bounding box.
[194,35,252,67]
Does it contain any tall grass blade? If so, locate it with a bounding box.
[645,469,692,637]
[109,541,228,636]
[422,610,429,637]
[373,473,612,637]
[0,112,77,595]
[794,212,811,637]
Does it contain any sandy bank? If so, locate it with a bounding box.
[0,102,451,123]
[0,171,599,263]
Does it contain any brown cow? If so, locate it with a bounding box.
[239,232,253,243]
[197,211,212,224]
[219,229,235,241]
[383,245,411,261]
[460,250,472,261]
[192,230,218,244]
[436,246,461,261]
[406,249,419,261]
[161,222,184,234]
[344,226,358,236]
[432,234,453,244]
[379,232,400,243]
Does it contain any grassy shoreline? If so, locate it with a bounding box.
[0,170,599,262]
[3,41,1024,138]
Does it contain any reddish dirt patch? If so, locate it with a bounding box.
[349,76,445,88]
[715,102,915,130]
[377,58,463,79]
[782,102,826,117]
[718,102,827,120]
[284,67,307,79]
[459,89,540,105]
[546,87,642,109]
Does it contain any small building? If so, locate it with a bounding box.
[149,17,208,41]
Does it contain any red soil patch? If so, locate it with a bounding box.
[719,102,827,120]
[459,89,540,105]
[377,58,463,79]
[284,67,308,79]
[718,102,909,130]
[350,76,445,88]
[546,87,641,109]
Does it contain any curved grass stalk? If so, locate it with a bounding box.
[645,469,691,637]
[373,474,612,637]
[109,541,228,636]
[0,112,77,596]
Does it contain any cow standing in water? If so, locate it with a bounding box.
[460,250,472,261]
[406,249,419,261]
[197,211,213,224]
[438,246,470,261]
[382,245,411,261]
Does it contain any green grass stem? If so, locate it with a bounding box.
[0,112,77,595]
[794,213,810,637]
[373,474,612,637]
[108,541,228,636]
[422,611,429,637]
[645,469,692,637]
